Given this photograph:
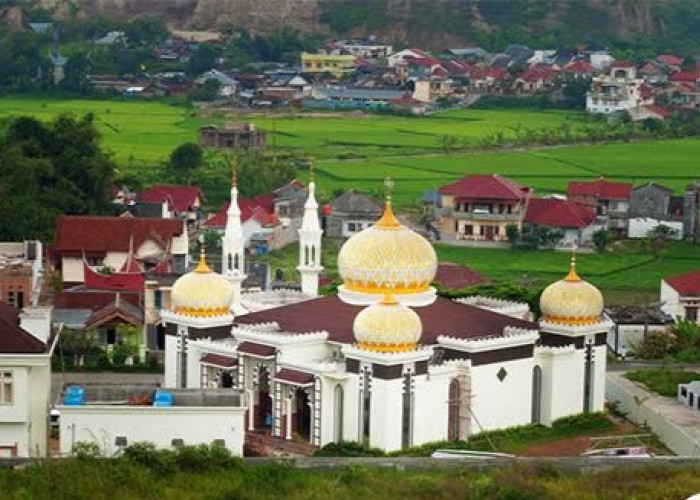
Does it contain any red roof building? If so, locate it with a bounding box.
[658,54,683,67]
[0,302,47,354]
[437,175,531,244]
[665,269,700,296]
[136,185,204,218]
[563,60,595,76]
[566,178,632,237]
[669,72,700,84]
[202,193,277,229]
[661,269,700,323]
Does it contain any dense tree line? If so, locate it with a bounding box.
[0,114,115,240]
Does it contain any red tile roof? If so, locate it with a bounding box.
[235,295,535,344]
[643,104,671,119]
[202,193,277,229]
[611,60,635,68]
[524,198,596,229]
[434,263,489,290]
[658,54,683,67]
[0,302,46,354]
[84,300,143,329]
[665,269,700,296]
[137,185,204,213]
[563,60,595,74]
[200,353,238,368]
[520,64,557,82]
[566,178,632,200]
[83,262,145,291]
[54,216,184,254]
[273,368,314,386]
[670,72,700,83]
[439,174,530,201]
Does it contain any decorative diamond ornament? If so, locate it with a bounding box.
[497,367,507,382]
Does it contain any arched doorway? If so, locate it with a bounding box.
[295,388,311,440]
[531,366,542,424]
[220,371,233,389]
[448,379,461,440]
[334,385,344,442]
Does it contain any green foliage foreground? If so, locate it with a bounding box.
[2,444,700,500]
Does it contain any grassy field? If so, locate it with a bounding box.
[1,98,699,207]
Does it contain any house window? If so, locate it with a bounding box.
[479,226,485,236]
[0,372,13,404]
[347,222,357,233]
[686,307,699,321]
[154,291,163,309]
[464,225,473,235]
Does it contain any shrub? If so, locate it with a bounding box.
[72,441,102,459]
[634,330,674,359]
[313,441,385,457]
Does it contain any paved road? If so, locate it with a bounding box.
[51,372,163,405]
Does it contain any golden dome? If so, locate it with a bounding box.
[171,249,234,317]
[338,198,437,296]
[353,294,422,353]
[540,255,603,325]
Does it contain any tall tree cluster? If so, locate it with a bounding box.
[0,114,115,241]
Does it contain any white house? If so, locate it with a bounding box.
[159,179,611,453]
[388,48,433,68]
[0,303,56,457]
[660,269,700,323]
[58,387,246,456]
[194,70,238,97]
[586,62,651,115]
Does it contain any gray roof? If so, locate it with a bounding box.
[447,47,489,58]
[52,309,92,329]
[331,190,383,216]
[195,70,237,86]
[95,31,126,45]
[323,87,405,101]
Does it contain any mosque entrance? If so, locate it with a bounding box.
[257,368,273,429]
[295,388,311,440]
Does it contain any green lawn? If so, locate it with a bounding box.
[626,368,700,397]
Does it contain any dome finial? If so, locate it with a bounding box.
[377,177,400,229]
[564,248,580,282]
[231,156,238,188]
[195,243,211,274]
[308,156,315,183]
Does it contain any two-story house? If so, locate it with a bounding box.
[437,174,531,243]
[136,185,205,226]
[586,61,651,115]
[0,303,55,457]
[567,178,632,238]
[628,182,684,239]
[325,190,383,238]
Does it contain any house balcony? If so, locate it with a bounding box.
[452,211,522,222]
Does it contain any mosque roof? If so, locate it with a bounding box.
[234,295,535,344]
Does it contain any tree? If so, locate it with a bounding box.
[647,224,679,257]
[505,223,520,247]
[61,51,93,94]
[188,44,220,75]
[189,78,221,102]
[592,228,612,252]
[167,142,203,184]
[124,16,170,47]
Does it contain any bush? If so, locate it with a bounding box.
[313,441,385,457]
[634,330,675,359]
[72,441,102,459]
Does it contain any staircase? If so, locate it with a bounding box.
[245,431,317,457]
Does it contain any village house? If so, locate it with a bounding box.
[194,70,237,97]
[660,269,700,323]
[324,190,383,238]
[136,185,205,225]
[523,198,597,248]
[685,181,700,242]
[628,182,684,239]
[638,60,668,85]
[0,241,43,310]
[301,52,356,78]
[306,86,406,110]
[327,39,393,59]
[199,123,267,150]
[0,302,56,457]
[52,215,189,287]
[566,178,632,238]
[513,65,558,94]
[436,174,531,244]
[586,61,652,115]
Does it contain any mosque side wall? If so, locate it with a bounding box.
[537,349,585,425]
[413,372,450,444]
[592,344,607,412]
[469,357,534,432]
[369,378,404,451]
[164,334,179,388]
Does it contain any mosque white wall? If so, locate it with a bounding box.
[536,346,584,425]
[469,358,534,432]
[592,344,607,412]
[59,405,245,456]
[164,335,179,388]
[368,377,404,451]
[413,371,451,444]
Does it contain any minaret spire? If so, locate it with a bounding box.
[297,157,323,296]
[223,155,247,314]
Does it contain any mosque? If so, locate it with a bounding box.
[161,169,611,452]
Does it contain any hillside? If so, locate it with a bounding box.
[30,0,700,51]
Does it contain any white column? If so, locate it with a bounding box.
[247,388,255,431]
[285,396,293,440]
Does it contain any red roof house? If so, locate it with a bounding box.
[669,72,700,84]
[563,60,595,76]
[664,269,700,296]
[439,174,531,201]
[202,193,276,229]
[566,178,632,201]
[524,198,595,229]
[658,54,683,67]
[136,185,204,215]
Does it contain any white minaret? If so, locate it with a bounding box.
[297,161,323,296]
[223,160,247,315]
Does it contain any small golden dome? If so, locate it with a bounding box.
[540,255,603,325]
[353,294,422,353]
[338,198,437,296]
[171,249,234,317]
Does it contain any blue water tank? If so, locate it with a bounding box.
[63,385,85,406]
[153,390,174,407]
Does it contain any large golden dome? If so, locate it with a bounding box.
[171,250,234,317]
[540,256,603,325]
[338,198,437,296]
[353,294,422,353]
